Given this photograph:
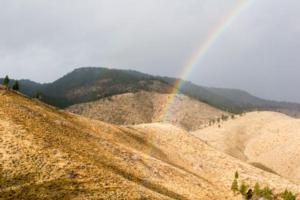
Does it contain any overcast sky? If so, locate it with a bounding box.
[0,0,300,102]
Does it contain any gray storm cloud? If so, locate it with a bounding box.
[0,0,299,102]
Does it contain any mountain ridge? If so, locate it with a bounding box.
[2,67,300,116]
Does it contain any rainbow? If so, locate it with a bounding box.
[159,0,253,122]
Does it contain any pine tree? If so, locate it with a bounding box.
[231,178,239,194]
[12,81,19,91]
[34,91,42,100]
[235,171,239,179]
[2,75,10,87]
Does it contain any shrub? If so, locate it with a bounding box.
[281,189,297,200]
[239,182,248,196]
[261,186,274,200]
[253,182,262,197]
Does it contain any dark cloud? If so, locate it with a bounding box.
[0,0,299,102]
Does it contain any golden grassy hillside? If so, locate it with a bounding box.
[66,91,228,131]
[192,111,300,184]
[0,87,299,199]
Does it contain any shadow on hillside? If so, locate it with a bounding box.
[250,162,279,175]
[118,127,170,162]
[0,173,89,200]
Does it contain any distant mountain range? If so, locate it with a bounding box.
[2,67,300,116]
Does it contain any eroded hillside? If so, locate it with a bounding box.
[192,111,300,184]
[0,87,299,199]
[66,91,228,131]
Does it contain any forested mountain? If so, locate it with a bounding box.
[2,67,300,115]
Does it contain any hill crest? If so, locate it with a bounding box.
[66,91,229,131]
[2,67,300,116]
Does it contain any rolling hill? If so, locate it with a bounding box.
[66,91,228,131]
[1,86,299,199]
[2,67,300,116]
[192,111,300,184]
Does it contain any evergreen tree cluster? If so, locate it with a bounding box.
[231,171,297,200]
[1,75,44,100]
[2,75,20,91]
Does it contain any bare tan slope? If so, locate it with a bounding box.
[133,124,300,195]
[1,87,299,199]
[0,87,232,199]
[66,91,228,131]
[192,111,300,184]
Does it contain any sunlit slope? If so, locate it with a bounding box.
[0,86,232,199]
[66,91,228,131]
[192,111,300,184]
[0,87,299,199]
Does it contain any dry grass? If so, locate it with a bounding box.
[66,91,228,131]
[192,111,300,184]
[0,87,299,199]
